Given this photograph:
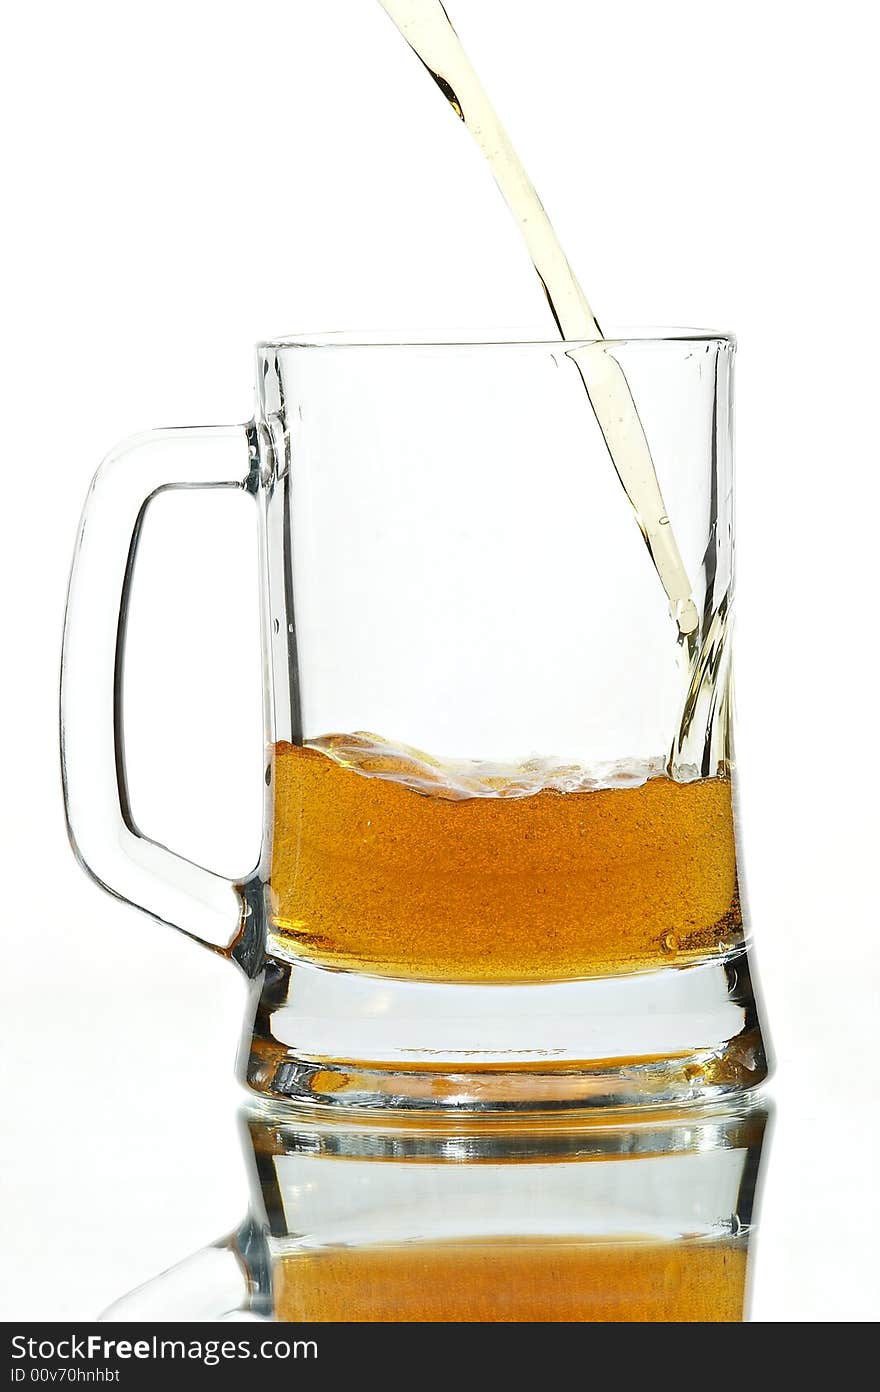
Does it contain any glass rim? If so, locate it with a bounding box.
[257,325,736,353]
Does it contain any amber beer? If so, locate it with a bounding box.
[268,734,742,982]
[274,1235,748,1322]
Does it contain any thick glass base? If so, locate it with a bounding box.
[241,947,769,1112]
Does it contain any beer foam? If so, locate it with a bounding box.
[308,733,690,801]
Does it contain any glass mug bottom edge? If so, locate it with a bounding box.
[240,947,768,1112]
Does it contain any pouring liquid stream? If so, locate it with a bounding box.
[377,0,699,644]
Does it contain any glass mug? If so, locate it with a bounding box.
[61,330,770,1109]
[102,1100,770,1322]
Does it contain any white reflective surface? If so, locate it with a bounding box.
[1,920,877,1320]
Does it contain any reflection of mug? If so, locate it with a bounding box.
[103,1102,770,1323]
[62,332,769,1109]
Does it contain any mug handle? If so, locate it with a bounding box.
[61,424,258,955]
[99,1233,256,1322]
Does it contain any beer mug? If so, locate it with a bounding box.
[61,331,770,1109]
[102,1100,770,1322]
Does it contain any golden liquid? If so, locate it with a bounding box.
[268,737,742,982]
[274,1234,748,1322]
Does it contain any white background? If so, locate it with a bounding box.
[2,0,878,1321]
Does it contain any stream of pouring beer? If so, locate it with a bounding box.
[377,0,699,638]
